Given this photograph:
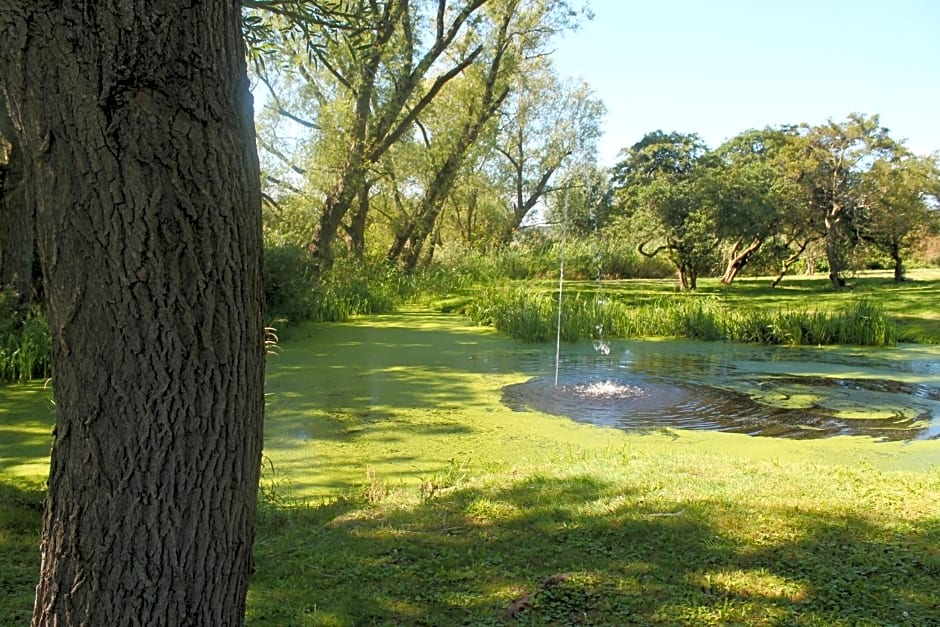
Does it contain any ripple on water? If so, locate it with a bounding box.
[501,373,937,441]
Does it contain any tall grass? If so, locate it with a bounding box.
[265,248,417,325]
[463,286,897,347]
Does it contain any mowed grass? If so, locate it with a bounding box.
[0,274,939,625]
[252,308,940,625]
[247,449,940,626]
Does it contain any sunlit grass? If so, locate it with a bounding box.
[1,305,938,625]
[240,450,940,625]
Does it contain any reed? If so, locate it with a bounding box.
[462,287,897,347]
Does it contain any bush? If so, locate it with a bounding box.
[264,245,320,323]
[0,294,52,383]
[265,246,427,326]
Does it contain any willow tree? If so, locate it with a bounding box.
[385,0,518,270]
[253,0,490,271]
[0,2,266,624]
[495,65,604,242]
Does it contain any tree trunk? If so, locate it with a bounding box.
[824,210,846,288]
[311,166,362,273]
[0,3,266,625]
[0,125,33,309]
[720,238,762,285]
[346,180,372,258]
[770,235,821,288]
[399,161,462,272]
[676,266,690,291]
[825,235,846,288]
[891,243,905,282]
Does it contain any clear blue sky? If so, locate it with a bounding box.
[552,0,940,165]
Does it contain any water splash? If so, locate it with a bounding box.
[593,340,611,356]
[574,380,640,398]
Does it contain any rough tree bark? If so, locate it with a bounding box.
[0,2,266,625]
[719,238,762,285]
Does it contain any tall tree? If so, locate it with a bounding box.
[858,154,939,281]
[495,65,604,241]
[789,114,900,288]
[612,131,720,290]
[386,0,516,270]
[712,127,801,284]
[0,2,266,624]
[254,0,489,272]
[383,0,584,270]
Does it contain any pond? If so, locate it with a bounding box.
[500,339,940,441]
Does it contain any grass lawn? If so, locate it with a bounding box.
[2,273,939,625]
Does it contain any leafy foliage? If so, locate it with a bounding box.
[0,294,50,383]
[611,131,721,289]
[265,247,406,324]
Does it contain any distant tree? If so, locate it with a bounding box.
[546,162,612,237]
[0,2,266,624]
[712,128,801,284]
[612,131,719,289]
[444,158,510,249]
[612,130,707,186]
[495,65,604,241]
[858,154,939,281]
[788,114,901,288]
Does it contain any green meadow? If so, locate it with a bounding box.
[2,272,939,625]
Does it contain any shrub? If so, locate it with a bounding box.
[0,294,52,383]
[264,245,320,323]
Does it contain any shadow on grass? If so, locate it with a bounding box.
[248,473,940,626]
[3,472,936,625]
[0,478,43,625]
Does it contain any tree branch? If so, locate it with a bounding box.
[264,173,306,196]
[257,136,307,176]
[371,45,484,159]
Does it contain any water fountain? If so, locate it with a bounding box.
[535,193,939,442]
[503,339,940,441]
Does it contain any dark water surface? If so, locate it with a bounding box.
[499,340,940,441]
